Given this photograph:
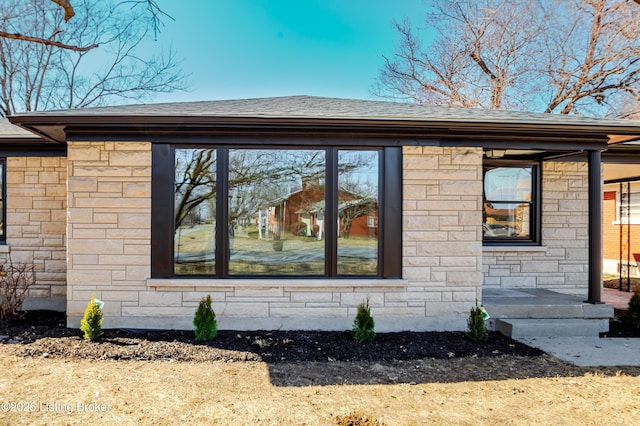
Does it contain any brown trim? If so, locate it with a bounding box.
[152,142,402,279]
[0,147,66,156]
[587,150,603,304]
[482,160,541,246]
[0,158,5,243]
[383,147,403,278]
[151,144,174,278]
[11,113,640,133]
[9,112,633,148]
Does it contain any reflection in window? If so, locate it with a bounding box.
[166,146,395,277]
[483,166,533,239]
[338,150,379,275]
[174,148,216,274]
[228,149,326,275]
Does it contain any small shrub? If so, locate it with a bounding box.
[289,221,307,236]
[467,300,488,342]
[194,295,217,342]
[0,255,36,320]
[353,297,375,343]
[627,289,640,329]
[80,294,104,341]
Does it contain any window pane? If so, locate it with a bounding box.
[484,166,533,239]
[174,148,216,274]
[484,167,532,202]
[228,149,326,275]
[338,150,379,275]
[483,203,530,238]
[620,192,640,222]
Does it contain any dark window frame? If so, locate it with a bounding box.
[483,159,541,246]
[0,158,5,244]
[151,143,402,279]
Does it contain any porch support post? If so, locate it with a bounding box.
[587,149,603,304]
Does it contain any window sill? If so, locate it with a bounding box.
[483,245,547,253]
[0,244,10,253]
[147,277,408,290]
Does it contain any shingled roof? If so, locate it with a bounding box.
[0,117,41,140]
[7,95,640,147]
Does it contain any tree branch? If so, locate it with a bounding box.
[50,0,75,21]
[0,31,98,52]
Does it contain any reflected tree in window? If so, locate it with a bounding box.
[338,150,379,275]
[229,149,326,275]
[174,149,217,274]
[172,147,383,276]
[483,166,533,239]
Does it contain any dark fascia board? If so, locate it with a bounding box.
[0,133,67,154]
[0,145,66,156]
[8,114,625,149]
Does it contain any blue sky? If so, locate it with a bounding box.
[149,0,431,103]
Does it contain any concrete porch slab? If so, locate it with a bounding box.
[496,318,604,338]
[482,288,614,320]
[482,288,614,337]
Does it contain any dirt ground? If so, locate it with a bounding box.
[1,349,639,425]
[1,312,640,424]
[604,276,640,293]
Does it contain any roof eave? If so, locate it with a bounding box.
[10,114,633,143]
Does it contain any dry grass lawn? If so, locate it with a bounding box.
[1,347,639,425]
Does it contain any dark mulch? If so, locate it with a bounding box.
[0,310,543,364]
[601,318,640,338]
[4,311,640,386]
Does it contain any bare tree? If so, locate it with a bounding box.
[174,149,373,232]
[0,0,167,51]
[0,0,185,116]
[375,0,640,117]
[539,0,640,116]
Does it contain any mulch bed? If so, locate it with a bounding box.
[1,311,543,363]
[4,311,640,385]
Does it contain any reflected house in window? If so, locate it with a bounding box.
[267,181,379,240]
[5,96,640,332]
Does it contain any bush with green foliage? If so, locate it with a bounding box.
[80,294,104,341]
[352,297,375,343]
[467,300,488,342]
[194,295,218,342]
[627,289,640,329]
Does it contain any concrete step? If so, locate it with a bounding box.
[495,318,604,338]
[483,302,613,320]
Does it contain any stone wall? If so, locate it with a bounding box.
[66,143,484,331]
[401,146,484,322]
[483,160,589,295]
[66,142,152,325]
[5,157,67,310]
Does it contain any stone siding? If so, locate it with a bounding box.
[483,160,589,296]
[66,142,152,325]
[5,157,67,310]
[66,144,484,331]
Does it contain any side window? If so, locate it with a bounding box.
[483,162,539,244]
[617,188,640,224]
